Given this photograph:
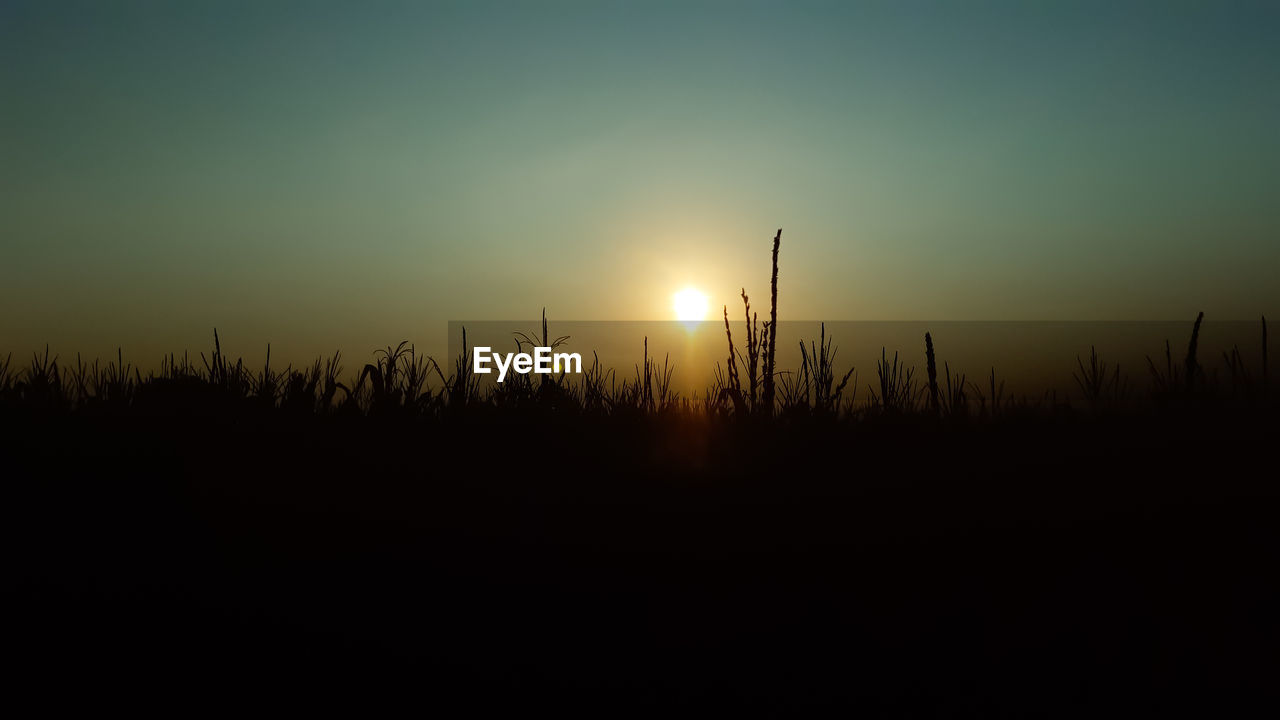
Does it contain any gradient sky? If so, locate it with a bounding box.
[3,0,1278,363]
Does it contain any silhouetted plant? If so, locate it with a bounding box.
[4,243,1276,424]
[1185,311,1204,393]
[1147,312,1213,408]
[925,332,939,413]
[760,228,781,415]
[629,336,675,413]
[20,346,68,412]
[0,352,14,395]
[869,348,917,414]
[940,362,969,419]
[251,344,291,406]
[579,351,617,414]
[792,322,856,415]
[974,367,1006,418]
[719,287,766,417]
[1147,339,1181,403]
[1073,346,1127,409]
[443,327,480,409]
[722,304,741,399]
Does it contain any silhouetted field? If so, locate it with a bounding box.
[6,233,1278,711]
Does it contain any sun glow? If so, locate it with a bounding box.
[672,287,709,322]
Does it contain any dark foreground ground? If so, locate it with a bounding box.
[6,407,1280,713]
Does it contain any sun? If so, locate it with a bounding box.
[672,287,709,322]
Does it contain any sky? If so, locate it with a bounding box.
[3,0,1278,364]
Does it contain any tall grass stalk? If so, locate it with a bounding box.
[1185,311,1204,393]
[925,332,939,413]
[761,228,781,414]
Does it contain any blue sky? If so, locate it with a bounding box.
[3,1,1277,361]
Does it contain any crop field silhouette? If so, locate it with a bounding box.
[6,232,1279,712]
[9,0,1280,712]
[3,230,1271,421]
